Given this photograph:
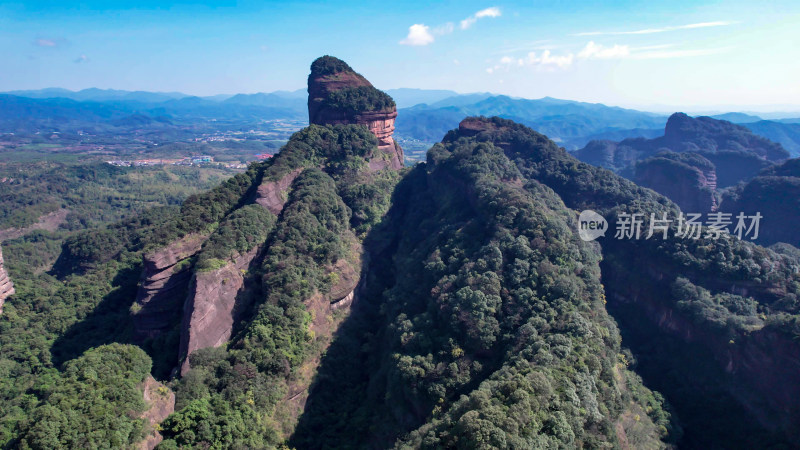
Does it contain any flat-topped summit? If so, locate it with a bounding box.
[663,112,788,160]
[307,56,403,169]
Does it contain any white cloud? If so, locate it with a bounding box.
[535,50,574,68]
[74,54,89,63]
[631,44,675,51]
[578,41,630,59]
[575,21,736,36]
[401,7,500,46]
[460,7,501,30]
[495,40,554,54]
[488,49,574,73]
[400,24,435,46]
[476,7,501,19]
[487,39,731,75]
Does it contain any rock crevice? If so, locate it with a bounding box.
[133,234,206,339]
[178,246,260,375]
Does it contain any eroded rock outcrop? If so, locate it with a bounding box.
[0,246,14,314]
[307,55,403,169]
[179,246,259,375]
[0,208,69,242]
[327,258,359,309]
[180,173,295,375]
[255,168,303,214]
[138,375,175,450]
[133,234,206,339]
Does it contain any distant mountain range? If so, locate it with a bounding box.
[5,87,191,103]
[572,112,792,216]
[2,87,800,154]
[395,95,669,148]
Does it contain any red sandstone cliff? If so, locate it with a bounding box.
[307,56,404,170]
[178,246,259,375]
[255,168,304,214]
[177,57,404,380]
[0,246,14,315]
[605,253,800,442]
[179,169,303,374]
[132,234,206,339]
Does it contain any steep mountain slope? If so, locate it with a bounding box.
[620,152,718,213]
[292,118,675,449]
[463,117,800,447]
[719,158,800,246]
[0,56,403,448]
[574,112,788,172]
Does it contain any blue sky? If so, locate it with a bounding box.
[1,0,799,111]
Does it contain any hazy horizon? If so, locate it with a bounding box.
[2,0,799,112]
[5,85,800,117]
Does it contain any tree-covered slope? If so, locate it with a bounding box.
[720,157,800,247]
[291,120,676,448]
[453,117,800,447]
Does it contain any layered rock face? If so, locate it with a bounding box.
[179,247,259,375]
[180,171,298,374]
[255,168,303,214]
[133,234,206,339]
[603,252,800,445]
[307,55,403,169]
[0,246,14,314]
[327,257,359,309]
